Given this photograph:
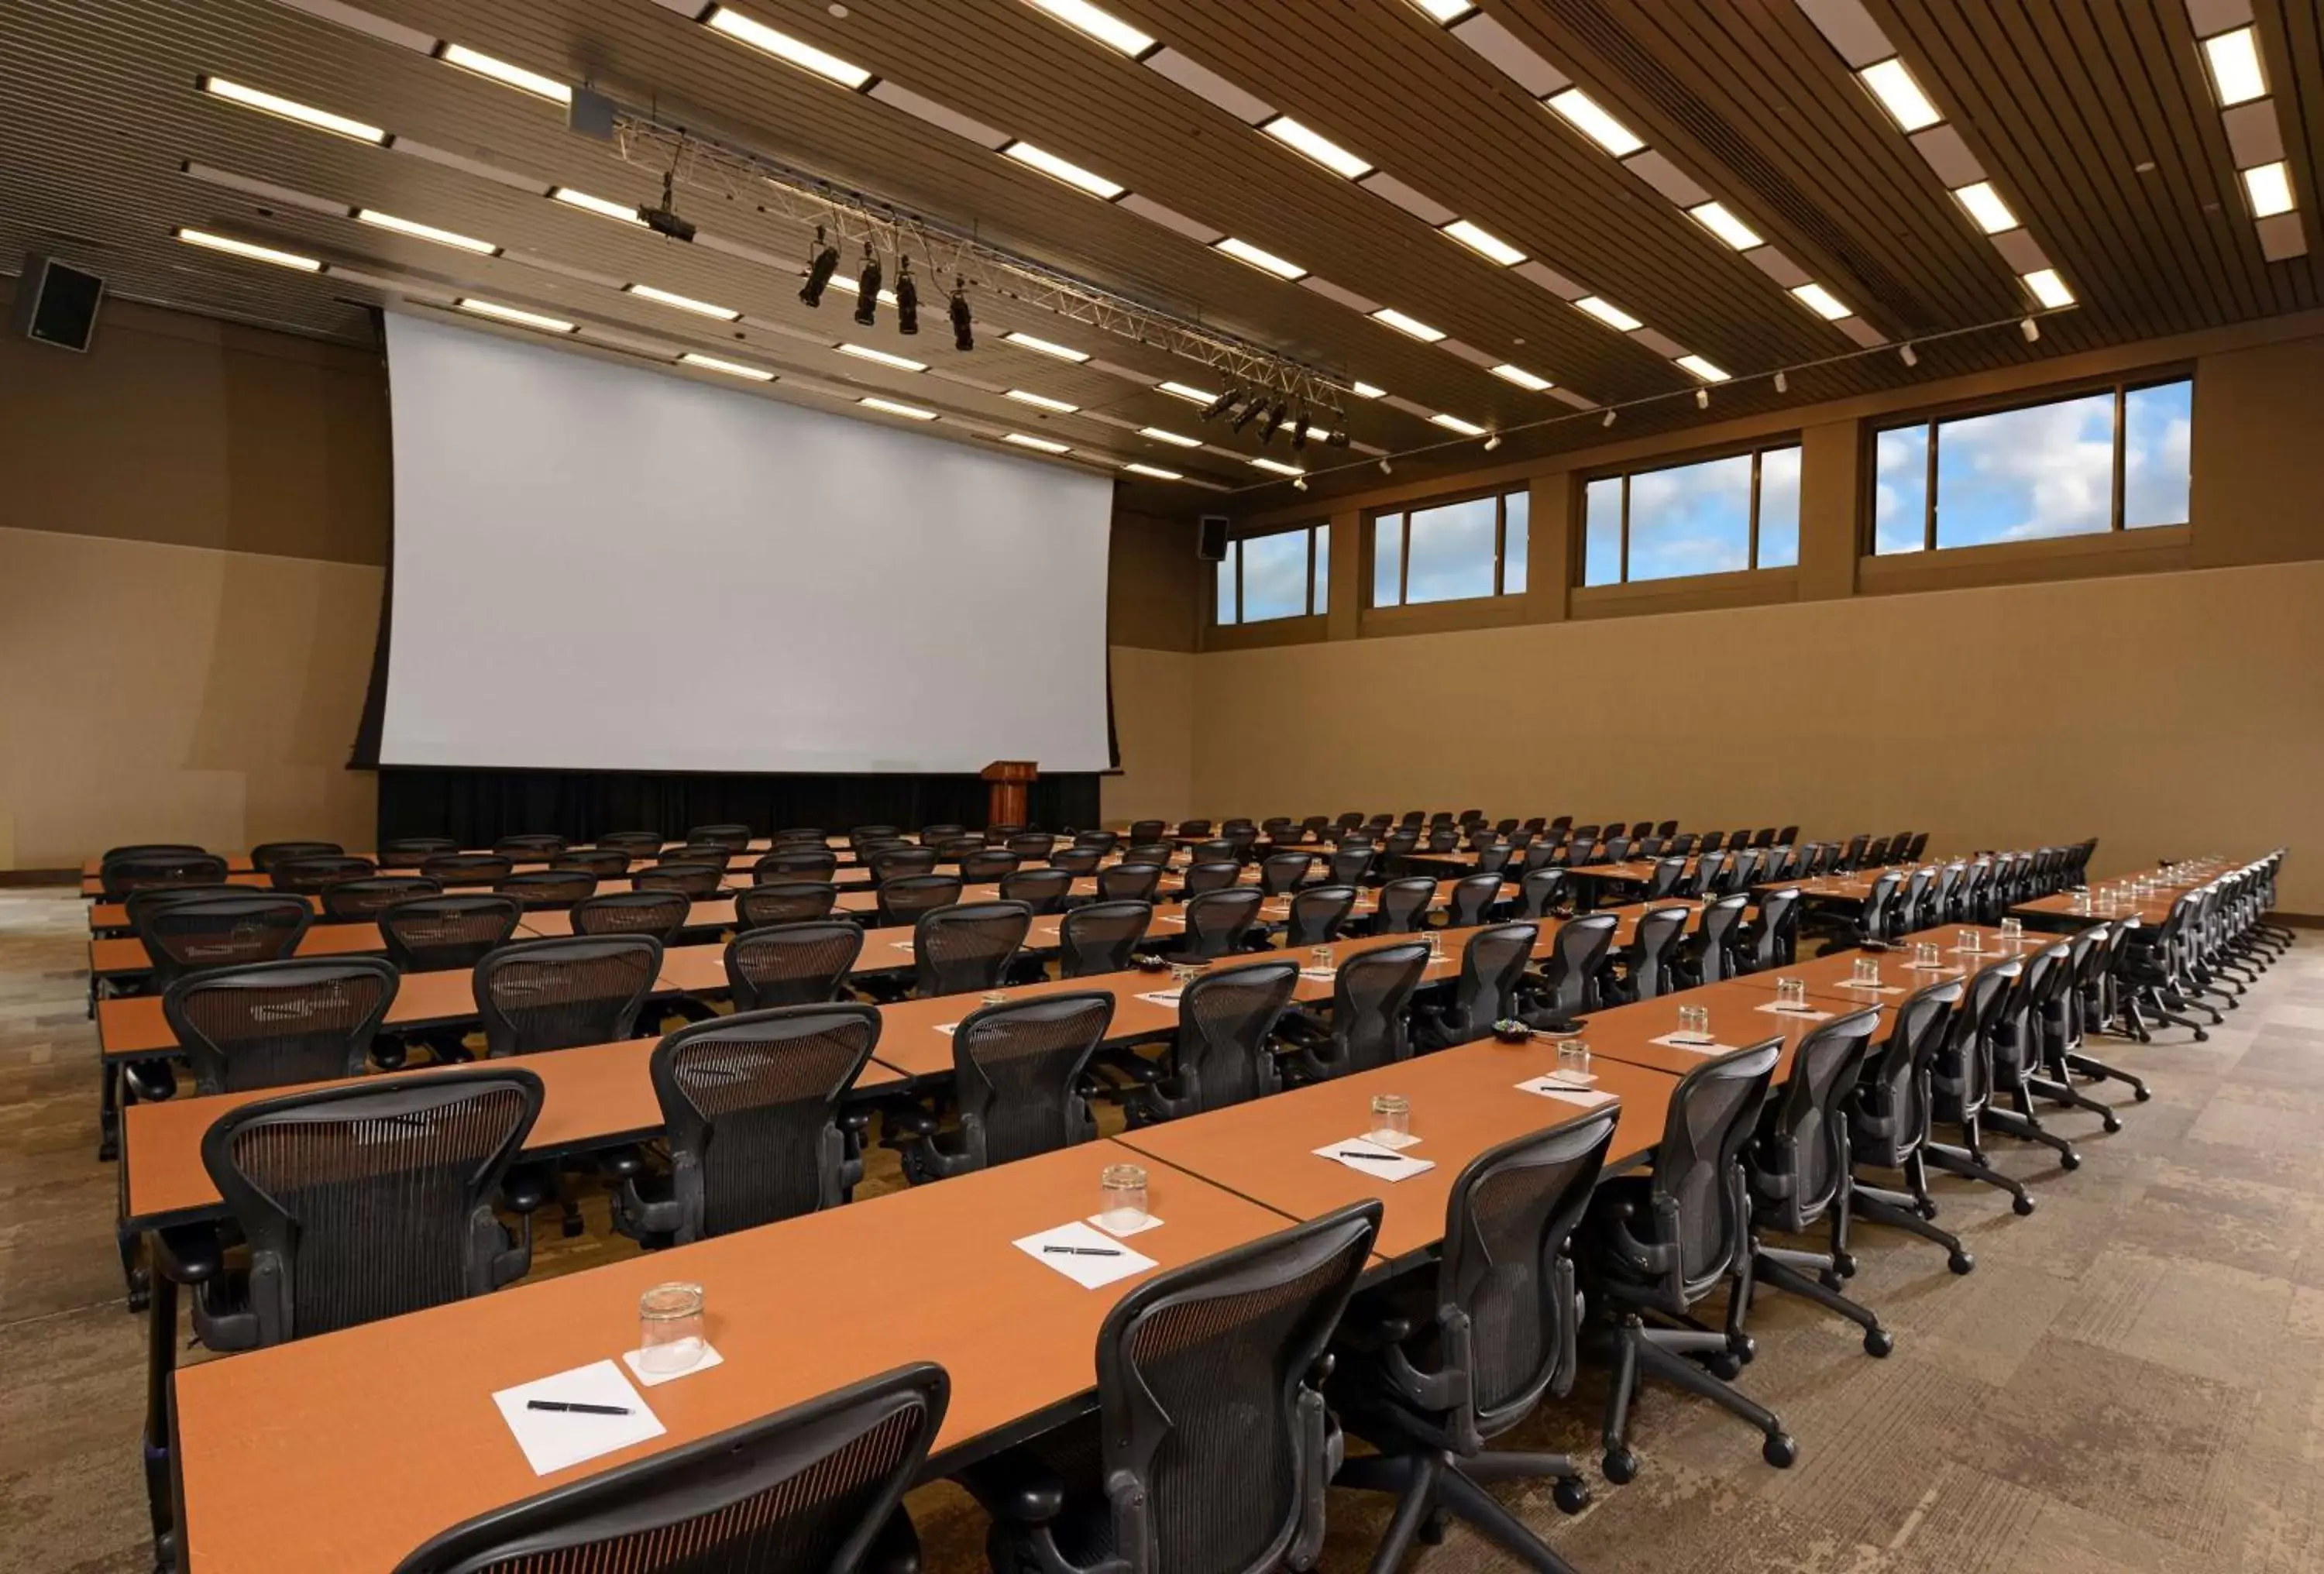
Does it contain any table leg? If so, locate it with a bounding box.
[99,1058,121,1161]
[142,1263,178,1563]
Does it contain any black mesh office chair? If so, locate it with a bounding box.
[160,957,401,1094]
[968,1206,1377,1574]
[1676,893,1751,987]
[270,855,377,894]
[1372,876,1436,934]
[571,889,693,942]
[1007,833,1057,862]
[1925,957,2035,1214]
[1644,857,1688,900]
[1048,847,1102,878]
[1683,849,1728,899]
[726,921,864,1010]
[1281,942,1430,1083]
[421,853,514,888]
[755,848,837,885]
[553,848,632,879]
[249,840,343,873]
[961,849,1021,882]
[1177,887,1266,960]
[1284,885,1357,946]
[157,1069,542,1350]
[1181,860,1243,895]
[612,1004,881,1246]
[1127,819,1167,844]
[1616,905,1693,1002]
[380,893,521,972]
[999,866,1074,915]
[686,824,753,851]
[1124,959,1300,1124]
[848,825,902,847]
[771,828,824,846]
[394,1366,944,1574]
[1980,943,2083,1170]
[1333,1115,1618,1568]
[1524,914,1618,1030]
[1414,923,1537,1051]
[1060,901,1152,977]
[495,833,567,860]
[1328,842,1377,888]
[130,891,314,988]
[920,823,967,846]
[1808,871,1903,954]
[637,861,726,901]
[1176,819,1213,838]
[1585,1036,1789,1480]
[869,847,940,885]
[1514,868,1569,919]
[665,844,736,870]
[913,901,1030,997]
[1442,873,1502,927]
[1738,886,1803,971]
[1742,1009,1893,1353]
[1845,978,1976,1273]
[376,837,459,868]
[896,992,1114,1182]
[474,935,661,1056]
[320,875,442,922]
[1072,830,1119,855]
[494,870,598,910]
[875,873,963,926]
[596,831,669,856]
[1097,862,1164,905]
[985,824,1031,847]
[736,882,839,930]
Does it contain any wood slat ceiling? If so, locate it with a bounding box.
[2,0,2315,509]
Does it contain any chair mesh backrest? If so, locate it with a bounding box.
[1517,868,1568,919]
[322,876,443,921]
[377,838,460,867]
[571,890,693,941]
[1061,901,1152,977]
[1650,1036,1781,1293]
[1862,871,1903,940]
[1436,1113,1616,1431]
[102,851,231,895]
[1694,894,1751,981]
[1172,961,1300,1113]
[165,957,401,1094]
[637,862,726,900]
[1753,1009,1882,1229]
[380,895,522,972]
[735,882,838,930]
[1074,830,1119,853]
[1753,887,1803,967]
[1182,861,1243,895]
[1627,906,1693,999]
[1541,915,1618,1014]
[1645,857,1688,899]
[596,832,669,854]
[870,847,940,883]
[1446,873,1503,926]
[1695,830,1724,856]
[1322,943,1431,1076]
[999,867,1074,914]
[1689,850,1727,896]
[1328,844,1375,885]
[915,901,1031,997]
[1181,888,1265,960]
[961,850,1020,882]
[495,834,567,858]
[133,892,314,986]
[1007,833,1056,861]
[1177,820,1213,837]
[1092,1204,1378,1574]
[920,824,966,845]
[1129,820,1167,842]
[1725,848,1760,891]
[1050,847,1102,877]
[494,870,599,909]
[1453,923,1538,1031]
[271,855,378,894]
[422,854,515,888]
[686,825,753,851]
[1374,876,1436,933]
[204,1070,542,1343]
[554,850,632,879]
[249,840,345,872]
[755,849,837,884]
[1855,978,1961,1163]
[476,936,662,1056]
[392,1367,949,1574]
[1284,885,1356,946]
[772,828,825,845]
[652,1004,879,1238]
[876,874,963,926]
[952,993,1114,1167]
[726,922,865,1011]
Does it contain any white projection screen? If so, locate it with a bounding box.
[378,312,1114,774]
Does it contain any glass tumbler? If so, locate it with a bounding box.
[1677,1004,1710,1042]
[1370,1093,1411,1143]
[638,1282,706,1376]
[1915,941,1941,968]
[1557,1041,1591,1081]
[1957,928,1980,954]
[1099,1163,1150,1232]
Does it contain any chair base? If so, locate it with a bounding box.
[1852,1176,1975,1274]
[1752,1245,1893,1356]
[1924,1136,2037,1215]
[1336,1449,1587,1574]
[1598,1315,1794,1481]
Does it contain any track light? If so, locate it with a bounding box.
[1202,386,1239,421]
[1230,397,1262,433]
[800,225,841,306]
[1483,431,1502,452]
[1899,343,1919,367]
[949,278,974,351]
[1326,410,1350,448]
[1259,398,1289,443]
[1291,408,1311,449]
[1601,409,1617,428]
[2020,316,2039,342]
[853,243,882,327]
[896,258,919,335]
[1378,457,1393,476]
[1774,369,1788,394]
[1694,388,1710,409]
[1292,476,1309,491]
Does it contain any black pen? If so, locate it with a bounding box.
[1336,1149,1400,1162]
[1043,1245,1122,1257]
[527,1400,631,1415]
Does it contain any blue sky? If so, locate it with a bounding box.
[1584,446,1800,583]
[1374,493,1526,605]
[1220,525,1326,622]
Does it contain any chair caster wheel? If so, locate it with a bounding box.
[1418,1510,1446,1546]
[2013,1194,2036,1216]
[1553,1477,1592,1514]
[128,1286,150,1314]
[1917,1199,1940,1220]
[1834,1251,1858,1277]
[2102,1115,2123,1134]
[1864,1328,1894,1358]
[2133,1086,2152,1102]
[2060,1151,2081,1171]
[1762,1432,1798,1469]
[1735,1334,1757,1364]
[2193,1029,2209,1043]
[1948,1251,1975,1274]
[1601,1449,1638,1485]
[1819,1269,1847,1292]
[1706,1352,1743,1380]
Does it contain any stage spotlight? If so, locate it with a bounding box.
[1291,407,1311,449]
[1377,456,1393,476]
[896,258,919,335]
[1326,409,1350,448]
[800,224,841,306]
[853,243,882,327]
[1202,386,1239,420]
[950,278,975,351]
[1259,398,1288,443]
[1230,395,1262,432]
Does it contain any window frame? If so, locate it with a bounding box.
[1366,485,1528,609]
[1865,369,2194,556]
[1213,521,1328,627]
[1577,437,1802,586]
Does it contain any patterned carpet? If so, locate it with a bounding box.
[2,885,2317,1573]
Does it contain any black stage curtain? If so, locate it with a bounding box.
[376,768,1102,847]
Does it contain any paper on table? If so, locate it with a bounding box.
[889,941,916,952]
[1364,1128,1423,1150]
[621,1342,726,1388]
[1298,968,1337,981]
[1086,1211,1164,1237]
[1649,1032,1735,1053]
[1755,1002,1834,1021]
[1015,1221,1158,1289]
[1516,1077,1619,1108]
[1136,989,1184,1007]
[932,1023,957,1036]
[1314,1136,1436,1180]
[493,1360,664,1476]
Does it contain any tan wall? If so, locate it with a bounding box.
[1100,645,1196,827]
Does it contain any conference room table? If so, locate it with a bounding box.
[2009,890,2174,931]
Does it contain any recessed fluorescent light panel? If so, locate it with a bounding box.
[626,283,741,320]
[704,7,874,88]
[1789,282,1851,320]
[860,396,937,420]
[1350,381,1386,399]
[197,76,387,143]
[1858,57,1942,132]
[837,343,928,372]
[1002,432,1071,453]
[1250,456,1304,476]
[2243,160,2295,218]
[1439,219,1526,266]
[1006,389,1079,412]
[458,297,576,333]
[1122,462,1183,479]
[1139,426,1202,447]
[356,209,499,254]
[437,43,571,103]
[1675,354,1729,383]
[1430,412,1486,436]
[680,352,774,381]
[1212,237,1308,279]
[1003,331,1090,363]
[823,275,902,308]
[1489,363,1553,391]
[552,187,645,225]
[1370,307,1446,342]
[2201,26,2267,107]
[1686,201,1762,250]
[1408,0,1476,19]
[174,227,323,271]
[1261,116,1372,179]
[1156,381,1219,405]
[1573,295,1642,332]
[1544,88,1645,156]
[1029,0,1156,57]
[1950,180,2018,234]
[1002,141,1125,199]
[2021,268,2075,309]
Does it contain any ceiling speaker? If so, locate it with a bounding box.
[1197,515,1229,562]
[12,253,105,352]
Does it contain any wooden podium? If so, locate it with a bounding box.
[981,760,1038,829]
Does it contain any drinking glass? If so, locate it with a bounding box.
[1310,944,1335,971]
[1677,1004,1710,1042]
[1915,941,1940,968]
[1370,1093,1411,1142]
[638,1282,706,1376]
[1957,928,1980,954]
[1999,917,2023,943]
[1776,978,1807,1010]
[1098,1163,1150,1232]
[1557,1041,1591,1081]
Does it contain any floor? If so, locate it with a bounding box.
[3,885,2319,1573]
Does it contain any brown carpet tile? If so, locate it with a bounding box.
[2,886,2319,1573]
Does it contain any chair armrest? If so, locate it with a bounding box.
[500,1163,554,1215]
[961,1451,1067,1526]
[1380,1305,1470,1413]
[1289,1387,1332,1570]
[153,1222,224,1286]
[122,1060,177,1104]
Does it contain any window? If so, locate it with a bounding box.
[1872,376,2191,553]
[1581,443,1801,586]
[1370,488,1528,607]
[1214,524,1328,624]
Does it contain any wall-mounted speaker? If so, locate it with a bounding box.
[12,254,105,352]
[1197,514,1229,562]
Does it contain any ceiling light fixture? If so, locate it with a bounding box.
[1774,369,1789,393]
[173,226,323,272]
[1370,307,1446,342]
[435,43,571,103]
[354,208,498,254]
[1327,412,1350,447]
[457,297,576,333]
[1695,387,1710,409]
[2243,160,2295,218]
[1858,57,1942,132]
[1601,409,1617,427]
[1430,412,1486,437]
[1250,456,1303,476]
[2201,26,2267,107]
[1573,295,1642,332]
[896,257,919,334]
[1003,432,1071,453]
[1788,282,1851,320]
[1199,387,1239,420]
[950,278,975,350]
[1439,219,1526,266]
[1483,432,1503,452]
[1951,180,2019,234]
[1675,354,1730,383]
[1158,381,1220,406]
[1259,400,1290,443]
[853,242,882,326]
[1230,399,1262,433]
[1378,456,1394,475]
[1490,363,1553,391]
[2021,268,2075,309]
[1122,462,1183,480]
[195,76,387,143]
[1212,237,1308,280]
[679,352,775,381]
[1292,476,1309,492]
[1003,330,1089,362]
[1544,88,1645,156]
[1139,426,1202,448]
[1006,389,1079,412]
[1029,0,1157,58]
[1899,343,1918,367]
[704,7,875,88]
[860,396,937,420]
[2020,316,2040,342]
[1406,0,1476,21]
[1351,381,1386,399]
[1260,116,1372,180]
[552,187,646,225]
[800,225,842,305]
[626,282,741,320]
[837,342,928,371]
[1686,201,1763,250]
[1002,141,1126,199]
